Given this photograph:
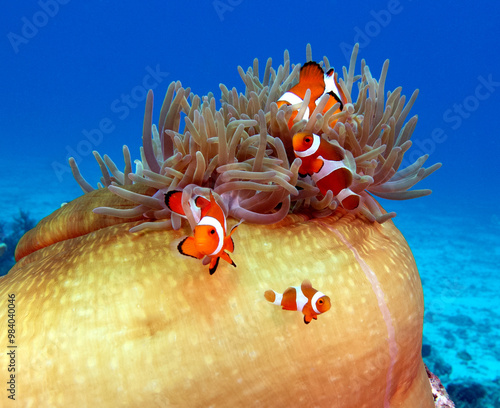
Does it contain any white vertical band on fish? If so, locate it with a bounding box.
[311,291,326,314]
[324,71,341,96]
[278,91,310,120]
[198,216,224,255]
[294,133,320,158]
[271,291,282,305]
[337,188,356,203]
[292,286,308,312]
[311,156,348,182]
[277,91,304,106]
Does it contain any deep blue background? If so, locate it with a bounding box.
[2,0,499,212]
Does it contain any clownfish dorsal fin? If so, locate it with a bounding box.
[292,61,325,101]
[299,61,325,87]
[301,279,313,290]
[164,190,185,216]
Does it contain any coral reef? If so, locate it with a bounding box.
[426,364,456,407]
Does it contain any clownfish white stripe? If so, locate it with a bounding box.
[278,91,304,106]
[292,286,309,312]
[271,291,283,306]
[337,188,356,203]
[324,73,341,97]
[311,155,348,182]
[278,92,310,120]
[295,133,321,158]
[311,291,326,314]
[198,216,224,256]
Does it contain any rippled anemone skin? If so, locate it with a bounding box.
[2,45,438,407]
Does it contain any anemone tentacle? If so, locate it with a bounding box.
[70,43,440,226]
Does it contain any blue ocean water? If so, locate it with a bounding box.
[1,0,499,405]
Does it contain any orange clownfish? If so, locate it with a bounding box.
[293,132,361,210]
[277,61,347,129]
[164,190,238,275]
[265,280,331,324]
[164,190,211,224]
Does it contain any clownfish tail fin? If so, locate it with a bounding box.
[264,290,276,303]
[264,290,282,306]
[165,190,185,215]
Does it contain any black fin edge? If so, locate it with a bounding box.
[177,237,200,260]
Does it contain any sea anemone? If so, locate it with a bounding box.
[70,44,440,227]
[2,45,442,407]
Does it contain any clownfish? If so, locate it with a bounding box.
[277,61,347,129]
[164,190,211,224]
[293,132,361,210]
[265,280,331,324]
[164,190,238,275]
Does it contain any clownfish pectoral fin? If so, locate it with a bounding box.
[164,190,185,216]
[304,315,312,324]
[223,236,235,253]
[209,256,221,275]
[219,251,236,268]
[178,236,204,260]
[223,220,242,253]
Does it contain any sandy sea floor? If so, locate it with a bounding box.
[391,199,500,389]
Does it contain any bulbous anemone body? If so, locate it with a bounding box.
[1,186,434,407]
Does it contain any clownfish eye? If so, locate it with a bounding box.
[304,136,312,143]
[318,299,324,305]
[210,229,216,235]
